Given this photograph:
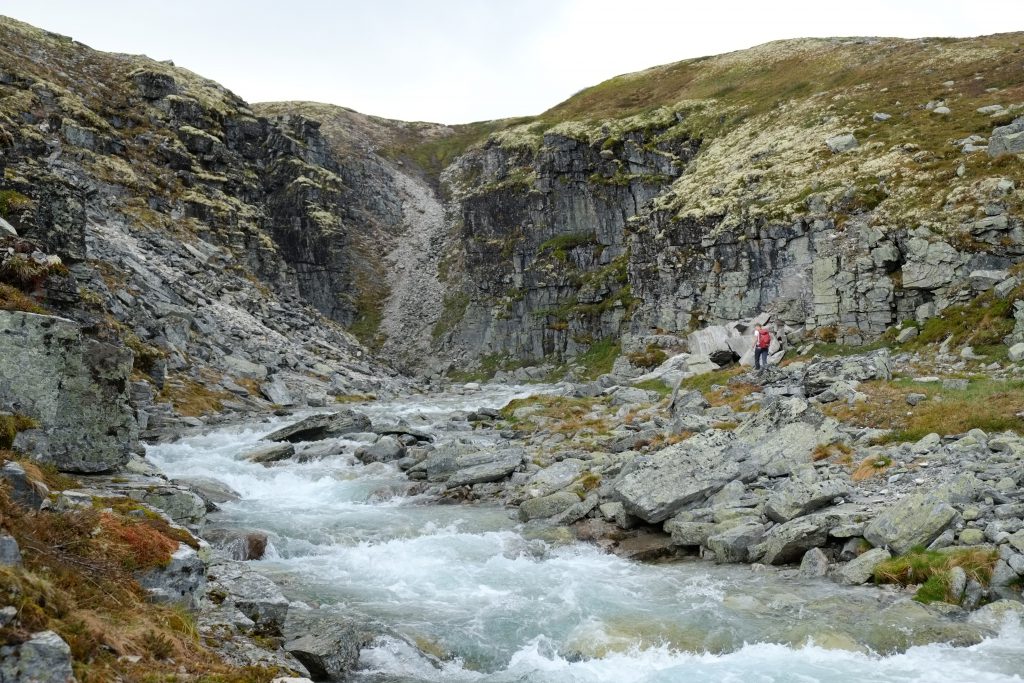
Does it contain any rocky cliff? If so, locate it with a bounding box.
[2,17,1024,385]
[0,16,417,437]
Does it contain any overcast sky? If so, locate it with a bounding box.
[4,1,1023,123]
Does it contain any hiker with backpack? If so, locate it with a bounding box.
[753,323,772,371]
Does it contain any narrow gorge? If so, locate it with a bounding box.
[1,15,1024,683]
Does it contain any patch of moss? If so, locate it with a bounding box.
[873,547,998,605]
[432,291,470,342]
[0,188,32,218]
[0,413,39,449]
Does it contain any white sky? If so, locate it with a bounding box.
[3,1,1023,123]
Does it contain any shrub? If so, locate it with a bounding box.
[627,344,668,369]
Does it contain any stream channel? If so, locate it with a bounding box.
[148,384,1024,683]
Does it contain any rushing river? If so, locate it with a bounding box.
[148,385,1024,683]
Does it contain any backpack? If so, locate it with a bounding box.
[757,328,771,349]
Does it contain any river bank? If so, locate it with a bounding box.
[138,372,1024,682]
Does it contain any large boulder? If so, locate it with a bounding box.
[834,547,891,585]
[612,431,739,523]
[409,446,523,484]
[207,560,290,635]
[765,478,850,523]
[0,630,75,683]
[705,521,766,563]
[732,397,840,474]
[0,312,137,473]
[519,491,581,521]
[444,449,524,488]
[263,410,372,443]
[988,116,1024,157]
[863,493,957,555]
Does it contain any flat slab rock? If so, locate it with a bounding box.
[263,410,371,443]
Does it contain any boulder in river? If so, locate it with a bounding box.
[263,410,371,443]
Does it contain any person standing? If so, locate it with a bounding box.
[753,323,771,372]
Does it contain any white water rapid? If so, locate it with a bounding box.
[148,385,1024,683]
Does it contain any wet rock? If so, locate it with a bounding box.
[706,522,766,563]
[283,609,379,682]
[208,560,290,635]
[799,547,830,577]
[0,311,137,472]
[967,599,1024,630]
[519,491,580,521]
[863,493,957,555]
[264,410,372,443]
[355,436,405,464]
[137,543,205,609]
[834,547,891,585]
[758,516,830,565]
[175,476,241,509]
[204,528,269,561]
[0,630,75,683]
[245,443,296,464]
[612,532,678,561]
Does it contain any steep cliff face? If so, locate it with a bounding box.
[417,34,1024,370]
[3,16,1023,383]
[0,17,411,417]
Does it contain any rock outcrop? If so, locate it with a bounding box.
[0,311,136,472]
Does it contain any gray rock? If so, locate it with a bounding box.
[994,276,1019,299]
[0,533,22,566]
[705,521,766,563]
[245,442,296,464]
[204,528,269,561]
[0,461,49,509]
[895,326,919,344]
[264,410,372,443]
[0,216,17,237]
[521,459,586,499]
[758,516,830,565]
[825,133,859,153]
[0,312,137,472]
[968,599,1024,629]
[665,519,715,546]
[208,560,290,635]
[260,377,295,406]
[223,354,268,380]
[136,543,205,609]
[834,547,891,585]
[906,393,926,406]
[610,387,658,406]
[355,436,405,464]
[519,491,580,521]
[765,479,849,523]
[988,116,1024,156]
[799,547,830,577]
[612,431,738,523]
[445,449,523,488]
[175,476,241,508]
[0,630,75,683]
[872,112,892,122]
[1009,342,1024,363]
[283,609,380,682]
[863,493,957,555]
